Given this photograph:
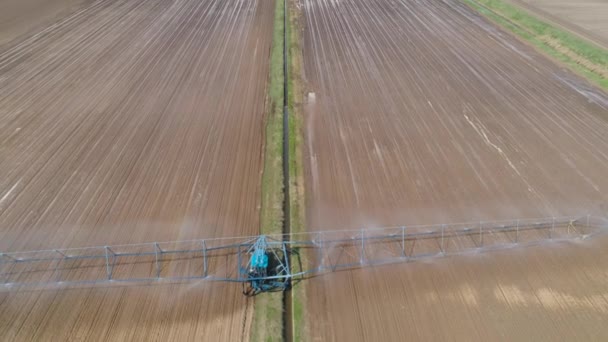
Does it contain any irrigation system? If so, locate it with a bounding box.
[1,215,605,295]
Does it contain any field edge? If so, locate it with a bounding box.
[463,0,608,91]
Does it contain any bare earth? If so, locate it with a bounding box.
[309,234,608,341]
[0,0,92,50]
[301,0,608,340]
[0,0,273,340]
[512,0,608,49]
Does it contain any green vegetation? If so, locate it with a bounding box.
[255,0,310,338]
[252,0,285,340]
[464,0,608,90]
[286,1,308,340]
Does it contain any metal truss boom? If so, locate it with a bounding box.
[1,215,605,291]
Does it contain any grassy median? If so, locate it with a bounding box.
[286,0,307,340]
[464,0,608,90]
[252,0,285,340]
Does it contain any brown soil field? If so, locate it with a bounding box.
[300,0,608,339]
[0,0,93,50]
[0,0,273,340]
[510,0,608,49]
[308,233,608,341]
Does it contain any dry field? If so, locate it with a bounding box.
[511,0,608,48]
[309,233,608,341]
[0,0,273,340]
[0,0,92,49]
[300,0,608,339]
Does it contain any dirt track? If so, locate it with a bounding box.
[0,0,273,339]
[300,0,608,339]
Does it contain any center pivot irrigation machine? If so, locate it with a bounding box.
[242,235,292,295]
[1,216,606,295]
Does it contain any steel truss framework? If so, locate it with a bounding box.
[1,215,605,289]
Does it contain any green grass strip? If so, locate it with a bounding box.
[286,1,308,340]
[252,0,285,340]
[464,0,608,90]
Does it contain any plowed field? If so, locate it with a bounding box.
[301,0,608,339]
[0,0,273,339]
[0,0,91,49]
